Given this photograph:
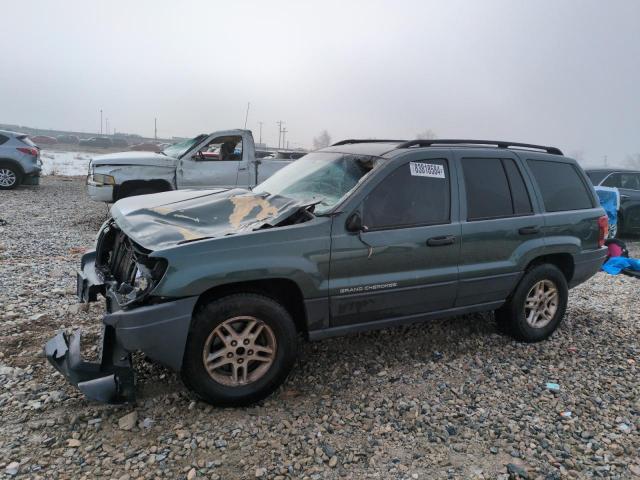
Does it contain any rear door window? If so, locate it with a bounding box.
[461,158,532,220]
[0,135,8,146]
[363,159,450,229]
[527,160,594,211]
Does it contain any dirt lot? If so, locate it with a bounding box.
[0,177,638,479]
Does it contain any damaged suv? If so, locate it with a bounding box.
[45,139,608,406]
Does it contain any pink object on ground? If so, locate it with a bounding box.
[607,242,623,258]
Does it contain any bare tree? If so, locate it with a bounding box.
[313,130,332,150]
[416,129,437,140]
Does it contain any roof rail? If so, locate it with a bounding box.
[397,139,563,156]
[331,139,407,146]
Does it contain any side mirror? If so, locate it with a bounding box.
[345,212,364,232]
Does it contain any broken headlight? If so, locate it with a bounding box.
[115,258,168,307]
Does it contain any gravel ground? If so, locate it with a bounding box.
[0,177,639,479]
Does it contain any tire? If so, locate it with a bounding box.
[182,294,298,407]
[0,165,22,190]
[496,264,568,342]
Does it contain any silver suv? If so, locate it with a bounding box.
[0,130,42,189]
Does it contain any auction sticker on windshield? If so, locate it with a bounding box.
[409,162,445,178]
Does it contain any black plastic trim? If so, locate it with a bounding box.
[398,139,563,155]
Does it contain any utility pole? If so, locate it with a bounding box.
[100,109,103,135]
[258,121,263,145]
[154,118,157,140]
[281,128,288,150]
[105,118,109,136]
[604,155,608,167]
[276,120,284,149]
[244,102,250,129]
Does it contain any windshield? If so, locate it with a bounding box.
[162,134,207,158]
[253,152,378,214]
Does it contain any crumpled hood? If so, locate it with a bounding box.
[91,151,177,168]
[111,188,306,250]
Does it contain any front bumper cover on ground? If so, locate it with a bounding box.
[44,328,135,403]
[44,250,198,404]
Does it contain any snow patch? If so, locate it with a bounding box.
[40,150,93,176]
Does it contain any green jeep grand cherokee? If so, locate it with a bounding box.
[45,139,608,406]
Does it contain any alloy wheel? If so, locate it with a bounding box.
[524,279,558,328]
[202,316,277,386]
[0,169,17,187]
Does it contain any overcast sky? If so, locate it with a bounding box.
[1,0,639,164]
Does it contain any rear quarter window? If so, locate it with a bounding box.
[527,160,594,212]
[0,135,8,145]
[17,135,37,147]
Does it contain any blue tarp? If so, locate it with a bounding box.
[594,186,619,237]
[602,256,640,275]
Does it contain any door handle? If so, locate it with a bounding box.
[238,166,248,171]
[518,226,540,235]
[620,194,630,200]
[426,235,456,246]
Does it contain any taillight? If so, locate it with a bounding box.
[597,215,608,247]
[17,147,38,156]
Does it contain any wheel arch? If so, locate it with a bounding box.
[0,158,26,175]
[115,179,173,201]
[524,253,575,283]
[193,278,309,337]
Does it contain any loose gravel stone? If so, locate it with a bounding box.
[0,177,639,479]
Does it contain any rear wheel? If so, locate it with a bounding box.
[182,294,298,406]
[0,166,21,190]
[496,264,568,342]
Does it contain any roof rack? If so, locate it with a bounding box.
[397,139,563,156]
[331,139,407,146]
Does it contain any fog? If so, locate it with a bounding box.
[1,0,639,165]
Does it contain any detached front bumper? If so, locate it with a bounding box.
[44,250,198,404]
[45,328,135,403]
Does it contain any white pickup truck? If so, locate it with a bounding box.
[87,129,296,202]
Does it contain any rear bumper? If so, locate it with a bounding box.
[570,247,608,288]
[22,174,40,185]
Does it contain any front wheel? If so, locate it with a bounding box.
[496,264,568,342]
[182,294,298,407]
